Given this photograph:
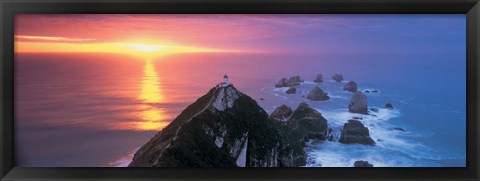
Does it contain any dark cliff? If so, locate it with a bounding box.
[129,85,306,167]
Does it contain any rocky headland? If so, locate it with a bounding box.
[129,85,307,167]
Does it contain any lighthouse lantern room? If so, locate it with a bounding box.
[219,74,229,87]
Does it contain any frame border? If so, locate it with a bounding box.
[1,0,479,180]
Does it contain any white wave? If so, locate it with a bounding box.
[352,154,417,167]
[302,81,318,85]
[261,87,288,99]
[305,141,417,167]
[318,107,400,127]
[327,94,349,100]
[305,140,446,167]
[400,98,415,105]
[272,87,289,92]
[261,85,464,166]
[370,107,401,121]
[305,107,453,166]
[107,146,141,167]
[326,80,348,83]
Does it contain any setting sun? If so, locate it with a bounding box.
[129,43,166,53]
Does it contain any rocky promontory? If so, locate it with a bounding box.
[129,85,306,167]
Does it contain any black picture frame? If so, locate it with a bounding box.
[1,0,479,180]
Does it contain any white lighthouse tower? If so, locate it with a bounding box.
[223,74,229,84]
[219,74,229,87]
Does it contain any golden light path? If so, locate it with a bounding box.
[136,59,169,131]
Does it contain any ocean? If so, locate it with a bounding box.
[15,52,466,167]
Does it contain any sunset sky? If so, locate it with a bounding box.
[15,14,465,56]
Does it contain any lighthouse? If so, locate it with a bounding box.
[223,74,229,84]
[219,74,229,87]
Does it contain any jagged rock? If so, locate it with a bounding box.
[129,85,306,167]
[348,91,368,114]
[275,78,288,87]
[339,120,375,146]
[274,76,304,87]
[286,76,303,87]
[354,160,373,167]
[369,108,379,113]
[287,102,328,140]
[326,128,335,141]
[343,81,358,92]
[332,73,344,82]
[385,103,394,109]
[286,87,296,94]
[364,89,379,93]
[327,128,333,134]
[328,135,334,141]
[313,74,323,83]
[307,87,330,101]
[270,105,293,122]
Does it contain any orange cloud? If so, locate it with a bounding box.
[16,35,95,42]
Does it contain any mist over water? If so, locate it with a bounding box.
[15,52,465,167]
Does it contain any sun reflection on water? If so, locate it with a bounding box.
[140,60,162,103]
[136,59,168,131]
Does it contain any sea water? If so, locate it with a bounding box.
[15,52,465,167]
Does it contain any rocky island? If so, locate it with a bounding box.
[348,91,368,114]
[339,120,375,146]
[343,81,358,92]
[354,160,374,167]
[307,87,330,101]
[286,87,296,94]
[275,76,304,87]
[313,74,323,83]
[332,73,344,82]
